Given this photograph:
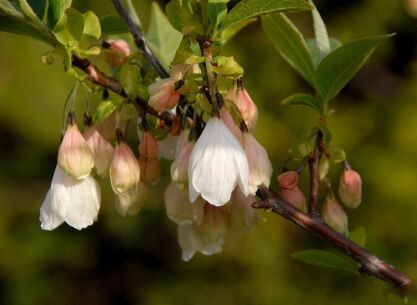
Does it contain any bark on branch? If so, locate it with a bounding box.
[254,187,412,288]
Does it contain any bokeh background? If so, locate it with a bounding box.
[0,0,417,304]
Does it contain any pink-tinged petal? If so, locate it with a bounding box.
[277,171,299,190]
[83,126,114,177]
[220,108,242,143]
[58,123,94,179]
[242,132,272,195]
[338,168,362,208]
[230,188,259,232]
[279,187,307,213]
[110,142,140,194]
[164,182,194,225]
[115,183,147,217]
[139,131,159,159]
[322,195,349,235]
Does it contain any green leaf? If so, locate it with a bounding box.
[82,10,100,38]
[212,56,243,78]
[100,15,128,34]
[224,0,311,28]
[315,34,394,101]
[0,0,23,17]
[292,249,359,274]
[309,0,330,57]
[262,13,315,86]
[349,227,366,247]
[215,18,256,45]
[48,0,71,29]
[207,0,227,32]
[147,2,183,69]
[282,93,321,112]
[93,99,122,124]
[0,15,51,43]
[166,0,204,36]
[331,147,346,163]
[66,8,84,41]
[306,37,341,67]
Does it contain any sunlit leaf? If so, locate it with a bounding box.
[224,0,311,28]
[166,0,204,36]
[93,99,122,124]
[315,34,394,101]
[207,0,227,32]
[262,13,315,86]
[147,2,183,69]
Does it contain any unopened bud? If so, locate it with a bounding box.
[339,165,362,208]
[58,121,94,179]
[277,171,299,190]
[228,87,258,132]
[110,142,140,194]
[139,131,158,159]
[322,194,348,235]
[138,156,161,185]
[104,39,131,67]
[83,126,114,177]
[280,187,307,213]
[148,78,181,112]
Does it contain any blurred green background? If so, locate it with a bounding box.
[1,0,417,304]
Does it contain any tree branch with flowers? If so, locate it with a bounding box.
[0,0,412,293]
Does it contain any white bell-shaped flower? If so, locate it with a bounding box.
[188,117,250,206]
[242,132,273,195]
[40,166,101,230]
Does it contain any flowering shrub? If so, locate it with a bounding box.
[0,0,411,291]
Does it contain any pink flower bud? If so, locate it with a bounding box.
[280,187,307,213]
[148,78,181,112]
[339,168,362,208]
[277,171,299,190]
[171,130,194,183]
[220,108,242,142]
[104,39,131,67]
[83,126,114,177]
[228,88,258,132]
[139,131,158,159]
[110,142,140,194]
[242,132,273,194]
[138,156,161,185]
[58,122,94,180]
[322,194,348,235]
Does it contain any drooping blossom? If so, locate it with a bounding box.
[338,165,362,208]
[227,86,258,132]
[115,182,148,217]
[242,132,273,194]
[83,126,114,177]
[220,108,242,142]
[110,141,140,194]
[40,166,101,230]
[188,117,250,206]
[138,156,161,185]
[58,121,94,180]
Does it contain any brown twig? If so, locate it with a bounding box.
[308,130,324,214]
[255,187,412,288]
[110,0,169,78]
[71,56,175,124]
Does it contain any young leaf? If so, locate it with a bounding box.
[147,2,183,69]
[282,93,321,112]
[93,99,121,124]
[166,0,204,36]
[292,249,359,274]
[82,11,101,39]
[315,34,394,101]
[100,15,128,35]
[0,0,23,17]
[212,56,244,78]
[47,0,71,29]
[207,0,227,32]
[349,227,366,247]
[262,13,316,86]
[224,0,311,28]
